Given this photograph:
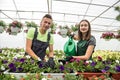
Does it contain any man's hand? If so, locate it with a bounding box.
[48,57,55,68]
[37,60,49,68]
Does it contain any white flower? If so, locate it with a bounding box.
[85,60,89,63]
[1,65,5,70]
[13,56,17,59]
[42,78,47,80]
[116,60,119,64]
[25,55,31,59]
[59,62,63,65]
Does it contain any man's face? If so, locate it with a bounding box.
[40,17,52,31]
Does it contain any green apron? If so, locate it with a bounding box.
[77,40,92,60]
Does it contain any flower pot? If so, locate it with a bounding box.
[43,73,65,80]
[77,72,109,80]
[104,39,111,41]
[11,27,21,33]
[10,27,21,35]
[59,29,68,38]
[0,26,4,33]
[111,72,120,80]
[4,70,72,80]
[3,70,26,79]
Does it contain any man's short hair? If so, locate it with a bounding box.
[43,14,52,20]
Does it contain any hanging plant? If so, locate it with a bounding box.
[7,20,23,35]
[115,30,120,41]
[0,20,7,33]
[24,21,38,33]
[58,25,69,38]
[70,23,79,35]
[71,24,79,32]
[49,22,57,34]
[115,6,120,21]
[100,32,115,40]
[25,21,38,28]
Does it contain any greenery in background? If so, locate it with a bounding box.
[9,20,23,28]
[0,20,6,28]
[49,22,57,34]
[93,50,120,62]
[100,32,115,40]
[115,6,120,21]
[71,24,79,32]
[0,20,7,33]
[25,21,38,28]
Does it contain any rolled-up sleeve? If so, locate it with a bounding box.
[26,28,35,40]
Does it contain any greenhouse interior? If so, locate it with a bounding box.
[0,0,120,80]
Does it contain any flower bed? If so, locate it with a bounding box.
[0,48,120,79]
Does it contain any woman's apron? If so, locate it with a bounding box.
[77,40,92,60]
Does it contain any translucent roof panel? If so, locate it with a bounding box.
[0,0,120,31]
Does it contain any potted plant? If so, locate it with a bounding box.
[7,20,23,35]
[49,22,57,34]
[70,23,79,35]
[0,20,6,33]
[25,21,38,28]
[115,30,120,41]
[100,32,115,40]
[62,56,112,79]
[24,21,38,33]
[115,6,120,21]
[58,25,69,38]
[111,60,120,80]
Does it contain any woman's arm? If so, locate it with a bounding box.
[73,45,95,60]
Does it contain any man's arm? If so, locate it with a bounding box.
[26,39,39,60]
[48,44,54,58]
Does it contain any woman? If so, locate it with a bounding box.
[72,19,96,60]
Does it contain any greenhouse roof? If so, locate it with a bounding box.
[0,0,120,31]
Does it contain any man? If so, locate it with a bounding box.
[26,14,55,68]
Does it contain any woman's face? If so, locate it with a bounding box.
[79,21,89,34]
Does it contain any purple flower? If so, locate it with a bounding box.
[14,58,19,62]
[104,66,110,71]
[8,63,15,68]
[38,63,43,68]
[91,61,96,66]
[19,58,25,63]
[17,67,23,72]
[2,60,8,64]
[103,61,112,65]
[115,65,120,72]
[10,67,16,72]
[31,60,35,64]
[101,69,107,73]
[59,65,64,71]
